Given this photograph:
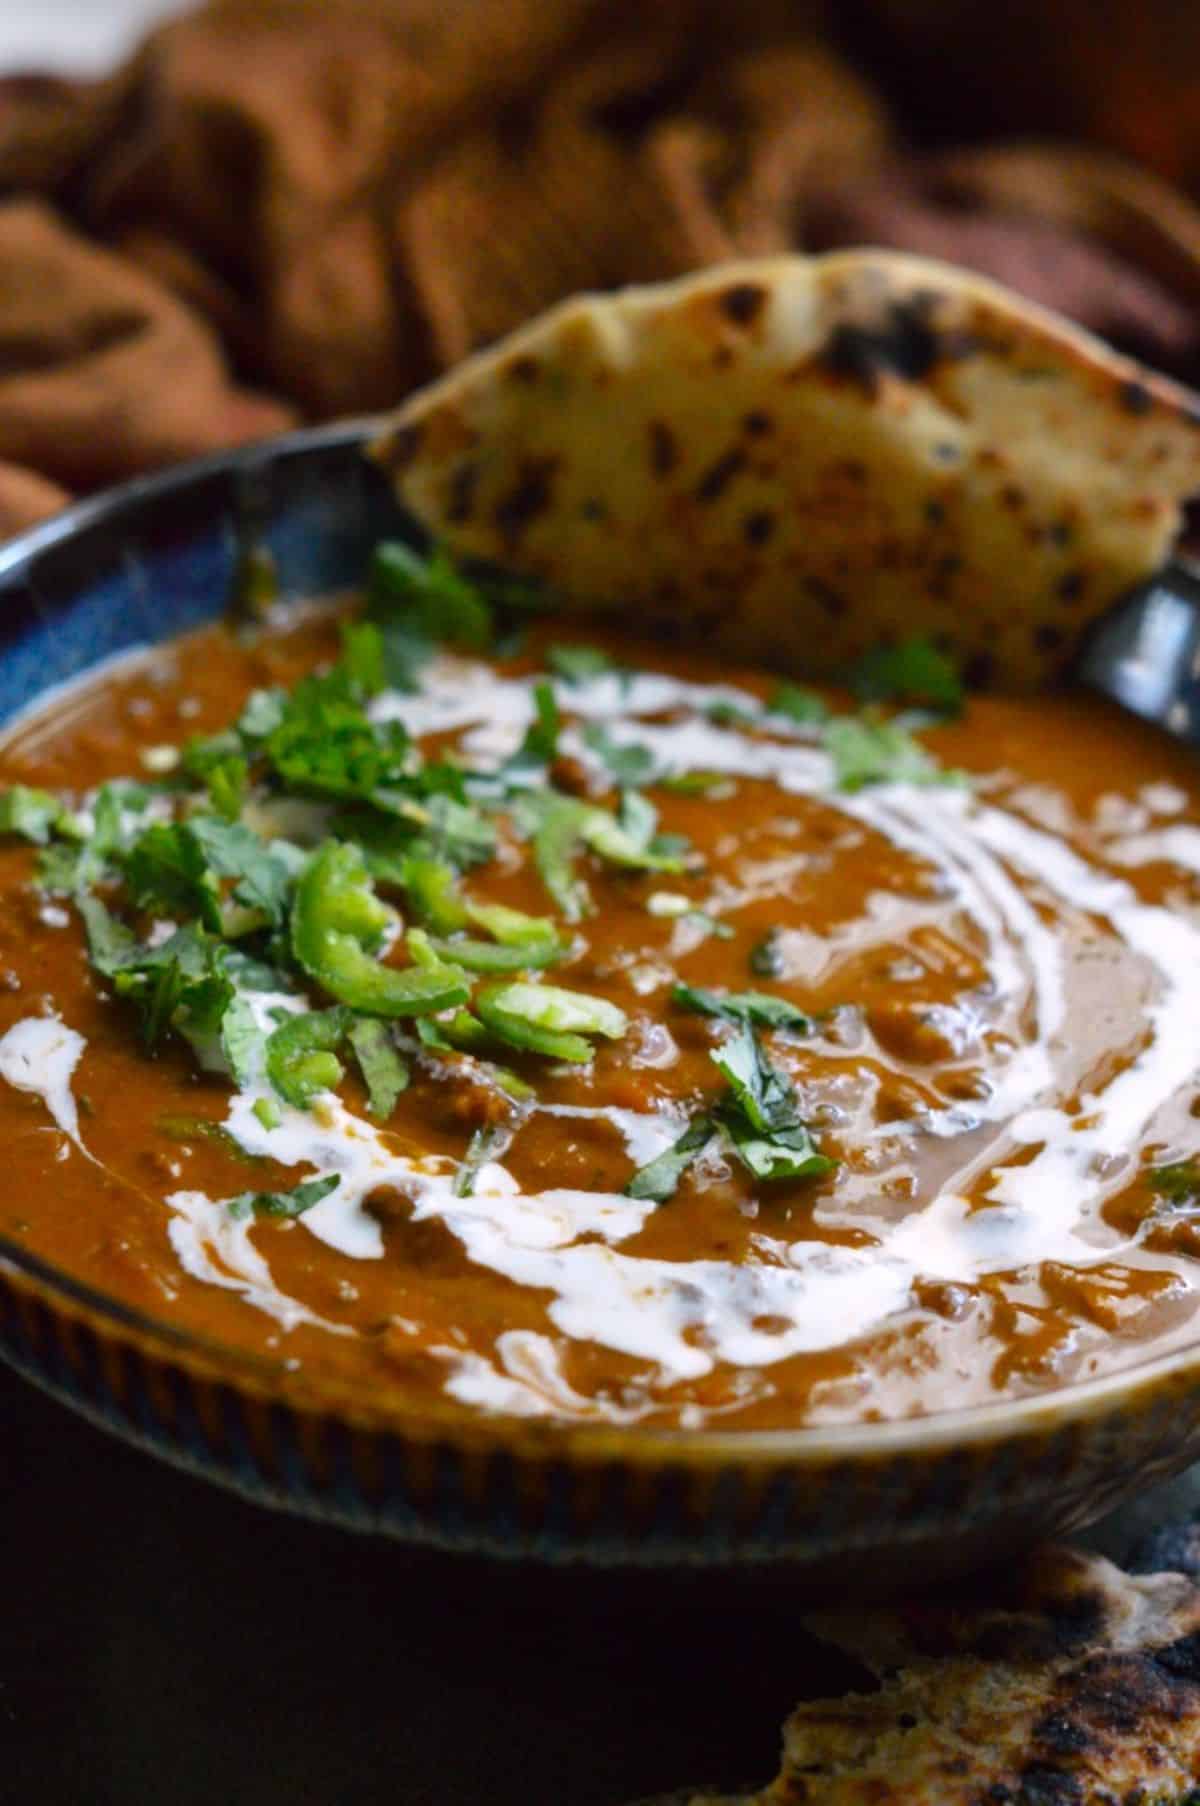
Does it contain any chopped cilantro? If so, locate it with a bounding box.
[582,723,655,786]
[218,993,265,1086]
[706,698,759,728]
[672,984,810,1029]
[526,794,594,922]
[658,771,735,797]
[849,636,963,715]
[1150,1160,1200,1207]
[769,682,829,726]
[368,541,493,651]
[546,645,619,684]
[157,1114,266,1165]
[205,755,248,822]
[625,1116,715,1202]
[824,713,963,793]
[511,680,561,769]
[454,1123,513,1197]
[711,1024,833,1182]
[124,822,222,930]
[519,790,686,920]
[227,1173,340,1222]
[337,619,388,698]
[187,815,293,928]
[265,675,414,803]
[348,1017,409,1119]
[237,688,287,740]
[0,785,65,844]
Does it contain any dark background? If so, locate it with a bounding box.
[2,1362,834,1804]
[6,1357,1199,1805]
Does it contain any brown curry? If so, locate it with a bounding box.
[2,575,1200,1432]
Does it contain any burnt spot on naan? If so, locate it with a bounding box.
[446,459,480,524]
[492,456,559,547]
[743,510,775,546]
[717,282,768,328]
[648,420,679,478]
[694,448,746,504]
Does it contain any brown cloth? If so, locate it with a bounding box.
[3,0,1200,539]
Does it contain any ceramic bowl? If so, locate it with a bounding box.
[3,421,1200,1592]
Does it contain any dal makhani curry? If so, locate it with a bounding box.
[5,251,1200,1434]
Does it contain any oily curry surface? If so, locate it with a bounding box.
[3,595,1200,1432]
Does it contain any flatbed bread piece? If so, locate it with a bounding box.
[648,1546,1200,1804]
[373,252,1200,689]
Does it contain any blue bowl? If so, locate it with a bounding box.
[3,423,1200,1589]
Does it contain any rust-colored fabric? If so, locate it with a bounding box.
[2,0,1200,536]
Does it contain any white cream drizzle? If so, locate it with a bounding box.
[163,666,1200,1393]
[9,654,1200,1420]
[0,1017,88,1151]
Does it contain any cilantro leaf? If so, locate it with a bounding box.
[711,1024,833,1182]
[227,1174,340,1222]
[421,794,497,869]
[658,771,735,797]
[1150,1160,1200,1208]
[0,785,65,844]
[454,1123,513,1197]
[205,756,248,821]
[526,794,594,922]
[219,993,266,1086]
[124,822,222,930]
[769,682,829,726]
[518,790,686,921]
[673,984,810,1029]
[582,723,655,786]
[187,815,293,927]
[625,1115,715,1202]
[546,645,618,684]
[265,676,414,802]
[706,699,759,728]
[506,679,561,773]
[338,620,388,698]
[849,636,963,714]
[368,541,493,650]
[238,689,287,740]
[348,1017,409,1119]
[824,714,963,793]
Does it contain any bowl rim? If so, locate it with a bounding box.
[2,420,1200,1468]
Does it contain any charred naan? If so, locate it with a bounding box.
[374,252,1200,688]
[643,1546,1200,1804]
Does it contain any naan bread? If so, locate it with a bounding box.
[644,1546,1200,1805]
[373,252,1200,689]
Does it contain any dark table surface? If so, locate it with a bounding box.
[6,1359,1200,1806]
